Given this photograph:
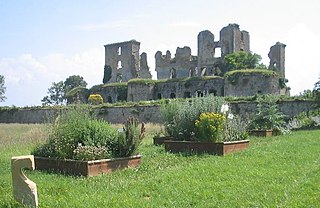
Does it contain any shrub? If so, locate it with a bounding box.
[248,95,289,135]
[88,94,104,105]
[112,116,145,157]
[161,95,225,140]
[287,110,320,130]
[32,106,119,160]
[224,115,249,141]
[73,145,110,160]
[195,112,226,142]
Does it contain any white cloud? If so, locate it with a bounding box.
[0,48,104,106]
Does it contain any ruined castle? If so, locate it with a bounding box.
[69,24,288,104]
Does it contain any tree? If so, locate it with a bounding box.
[0,75,6,102]
[42,75,88,106]
[41,81,65,105]
[224,51,263,71]
[64,75,87,93]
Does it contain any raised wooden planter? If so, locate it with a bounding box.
[153,136,173,145]
[34,155,141,177]
[250,129,273,137]
[164,140,249,155]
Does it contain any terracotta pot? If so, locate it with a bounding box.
[250,129,273,137]
[164,140,249,155]
[153,136,173,145]
[34,155,141,177]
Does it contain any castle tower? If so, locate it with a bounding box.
[219,24,250,57]
[268,42,286,77]
[104,40,140,83]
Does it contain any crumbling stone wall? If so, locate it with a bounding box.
[220,24,250,57]
[268,42,286,77]
[224,71,282,97]
[104,40,152,83]
[154,77,224,99]
[155,47,197,80]
[156,24,251,80]
[92,84,128,103]
[127,81,155,102]
[139,52,152,79]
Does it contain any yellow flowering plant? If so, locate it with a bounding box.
[195,112,226,142]
[88,94,104,105]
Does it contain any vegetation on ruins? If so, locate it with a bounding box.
[88,94,104,105]
[103,65,112,84]
[225,69,278,85]
[31,106,145,160]
[42,75,87,106]
[0,74,6,102]
[224,51,265,71]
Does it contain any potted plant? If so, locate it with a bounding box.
[31,106,145,176]
[160,95,249,155]
[249,95,288,137]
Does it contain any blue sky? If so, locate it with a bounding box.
[1,0,320,106]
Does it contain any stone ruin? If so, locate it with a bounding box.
[155,24,251,79]
[103,40,151,83]
[70,23,287,104]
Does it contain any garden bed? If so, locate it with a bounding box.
[164,140,249,155]
[34,155,141,177]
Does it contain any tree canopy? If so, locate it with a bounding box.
[224,51,264,71]
[0,75,6,102]
[42,75,87,106]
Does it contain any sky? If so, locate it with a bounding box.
[1,0,320,107]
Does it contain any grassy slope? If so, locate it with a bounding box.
[0,124,319,207]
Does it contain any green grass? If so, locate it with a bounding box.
[0,124,319,207]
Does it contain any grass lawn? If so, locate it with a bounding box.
[0,124,319,207]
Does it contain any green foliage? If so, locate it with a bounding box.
[160,95,225,140]
[41,81,65,105]
[195,112,226,142]
[279,77,289,89]
[287,110,320,130]
[42,75,88,106]
[0,75,6,102]
[103,65,112,84]
[88,94,104,105]
[224,51,262,70]
[2,124,320,207]
[249,95,288,134]
[32,106,118,159]
[113,116,145,157]
[73,145,110,160]
[64,75,87,93]
[224,115,249,141]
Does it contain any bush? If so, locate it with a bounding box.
[161,95,225,140]
[195,112,226,142]
[88,94,104,105]
[224,115,249,141]
[112,116,145,157]
[32,106,144,160]
[287,110,320,130]
[248,95,289,135]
